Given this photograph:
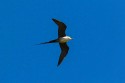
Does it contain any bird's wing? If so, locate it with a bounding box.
[52,18,67,38]
[58,43,69,66]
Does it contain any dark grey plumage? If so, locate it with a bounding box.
[52,18,69,66]
[37,18,70,66]
[52,18,67,38]
[58,43,69,66]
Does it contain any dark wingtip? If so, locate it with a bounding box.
[52,18,56,21]
[34,42,48,45]
[33,43,42,46]
[52,18,60,23]
[52,18,66,28]
[52,18,55,20]
[52,18,57,21]
[57,60,61,67]
[57,63,60,67]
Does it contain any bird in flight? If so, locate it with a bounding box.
[37,18,72,66]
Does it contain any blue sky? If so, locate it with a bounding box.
[0,0,125,83]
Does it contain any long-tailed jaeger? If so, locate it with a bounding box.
[37,18,72,66]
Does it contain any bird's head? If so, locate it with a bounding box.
[66,36,72,40]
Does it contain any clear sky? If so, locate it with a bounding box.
[0,0,125,83]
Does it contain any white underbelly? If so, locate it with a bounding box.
[59,37,69,43]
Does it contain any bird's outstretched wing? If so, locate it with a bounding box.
[58,43,69,66]
[52,18,67,38]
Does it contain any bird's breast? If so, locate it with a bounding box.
[59,37,70,43]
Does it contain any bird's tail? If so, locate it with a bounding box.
[35,39,58,45]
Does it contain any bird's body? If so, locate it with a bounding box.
[37,18,72,66]
[59,36,72,43]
